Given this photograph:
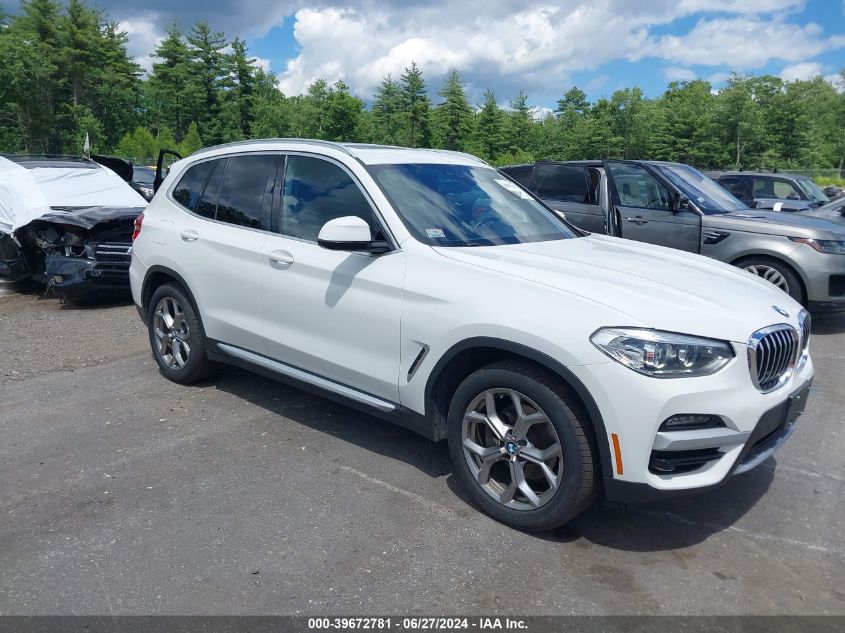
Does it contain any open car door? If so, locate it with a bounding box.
[154,149,182,194]
[602,160,702,254]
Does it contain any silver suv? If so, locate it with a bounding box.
[502,160,845,311]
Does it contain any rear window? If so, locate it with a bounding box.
[533,164,590,203]
[215,154,277,230]
[172,160,215,212]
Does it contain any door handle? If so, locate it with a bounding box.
[625,217,649,225]
[180,229,199,242]
[269,250,294,269]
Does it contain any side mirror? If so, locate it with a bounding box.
[673,193,690,211]
[317,216,390,254]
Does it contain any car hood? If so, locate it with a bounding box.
[433,234,802,343]
[705,208,845,238]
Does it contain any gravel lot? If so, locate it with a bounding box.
[0,291,843,615]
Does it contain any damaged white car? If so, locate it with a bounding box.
[0,154,148,301]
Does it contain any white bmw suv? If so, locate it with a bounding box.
[129,139,813,530]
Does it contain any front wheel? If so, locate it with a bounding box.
[147,283,214,384]
[737,257,804,304]
[447,360,596,531]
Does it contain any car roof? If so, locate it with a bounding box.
[0,154,100,170]
[711,171,802,178]
[189,139,490,167]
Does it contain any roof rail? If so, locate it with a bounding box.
[195,138,356,157]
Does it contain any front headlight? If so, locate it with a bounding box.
[789,237,845,254]
[590,328,735,377]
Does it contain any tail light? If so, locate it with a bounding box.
[132,212,144,241]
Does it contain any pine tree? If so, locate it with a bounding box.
[505,90,532,155]
[434,69,473,151]
[147,25,201,141]
[474,90,505,161]
[372,74,402,144]
[399,62,431,147]
[187,21,227,142]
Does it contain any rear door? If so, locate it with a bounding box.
[603,160,701,253]
[532,163,606,233]
[169,152,279,353]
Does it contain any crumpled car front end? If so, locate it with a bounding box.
[8,206,143,300]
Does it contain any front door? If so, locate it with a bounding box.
[260,154,404,404]
[603,160,702,253]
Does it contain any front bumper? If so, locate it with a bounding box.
[603,379,811,503]
[788,244,845,310]
[569,344,814,502]
[44,243,132,299]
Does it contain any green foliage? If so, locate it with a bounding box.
[0,6,842,175]
[179,122,204,156]
[399,62,431,147]
[434,69,473,151]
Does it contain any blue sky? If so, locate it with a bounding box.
[84,0,845,109]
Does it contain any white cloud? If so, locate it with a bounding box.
[663,66,697,81]
[530,106,554,121]
[85,1,844,100]
[779,61,823,81]
[826,73,845,93]
[652,18,844,68]
[274,2,845,99]
[118,17,164,74]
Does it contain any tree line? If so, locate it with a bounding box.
[1,0,844,172]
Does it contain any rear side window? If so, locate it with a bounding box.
[195,159,226,219]
[533,164,590,203]
[501,165,534,189]
[215,154,278,230]
[172,160,215,211]
[281,155,375,242]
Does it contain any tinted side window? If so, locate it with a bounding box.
[501,165,534,189]
[281,156,374,242]
[195,159,226,219]
[172,160,214,211]
[216,154,277,230]
[534,165,590,203]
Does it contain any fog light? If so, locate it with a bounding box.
[53,275,63,283]
[659,414,723,431]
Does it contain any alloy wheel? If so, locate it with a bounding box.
[461,388,563,511]
[152,296,191,369]
[744,264,789,293]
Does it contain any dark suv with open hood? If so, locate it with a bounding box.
[501,160,845,311]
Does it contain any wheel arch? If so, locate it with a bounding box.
[729,252,808,303]
[141,266,204,329]
[424,337,613,476]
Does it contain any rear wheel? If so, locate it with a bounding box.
[147,283,213,384]
[447,360,596,531]
[737,257,804,304]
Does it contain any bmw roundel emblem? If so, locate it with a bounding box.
[773,305,789,317]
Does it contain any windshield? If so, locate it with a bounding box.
[369,163,578,247]
[655,163,748,214]
[796,176,830,204]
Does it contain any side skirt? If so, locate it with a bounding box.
[206,340,436,441]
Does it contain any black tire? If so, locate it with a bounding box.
[447,360,596,531]
[147,283,214,384]
[736,257,804,304]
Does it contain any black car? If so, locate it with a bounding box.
[707,170,830,209]
[0,154,148,300]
